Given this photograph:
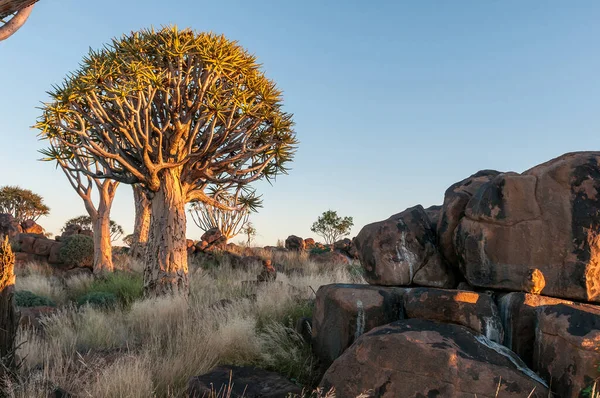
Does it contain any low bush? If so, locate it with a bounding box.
[76,291,118,308]
[14,290,56,307]
[86,271,143,306]
[59,235,94,268]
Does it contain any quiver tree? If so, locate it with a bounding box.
[39,140,119,273]
[0,236,17,376]
[310,210,354,248]
[0,185,50,223]
[0,0,38,41]
[36,27,297,297]
[188,186,261,241]
[130,184,151,259]
[62,215,124,242]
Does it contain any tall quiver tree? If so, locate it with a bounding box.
[0,236,17,376]
[39,139,119,273]
[131,184,151,259]
[36,27,297,297]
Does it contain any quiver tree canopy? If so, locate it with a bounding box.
[36,26,297,206]
[62,215,124,242]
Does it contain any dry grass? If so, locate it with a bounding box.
[3,252,362,398]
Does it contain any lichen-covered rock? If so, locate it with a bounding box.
[455,152,600,302]
[188,365,302,398]
[437,170,500,267]
[497,292,574,367]
[404,287,504,343]
[354,205,455,287]
[533,303,600,398]
[321,319,549,398]
[285,235,305,251]
[312,284,405,369]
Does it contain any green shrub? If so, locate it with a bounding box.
[15,290,56,307]
[59,235,94,268]
[88,272,143,306]
[309,246,330,255]
[76,291,118,308]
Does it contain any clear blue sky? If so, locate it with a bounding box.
[0,0,598,245]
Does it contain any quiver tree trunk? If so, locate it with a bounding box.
[92,208,113,273]
[0,236,18,375]
[143,169,188,297]
[131,185,151,260]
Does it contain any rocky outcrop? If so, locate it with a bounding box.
[437,170,500,267]
[188,365,302,398]
[309,251,350,266]
[285,235,305,251]
[14,233,63,266]
[354,205,455,287]
[424,204,442,233]
[321,319,549,398]
[304,238,315,249]
[0,213,22,239]
[20,219,44,235]
[455,153,600,302]
[533,303,600,398]
[312,284,405,369]
[404,287,504,343]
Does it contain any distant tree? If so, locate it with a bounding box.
[310,210,354,247]
[39,138,119,274]
[36,27,297,297]
[241,222,257,246]
[130,185,151,259]
[188,187,261,241]
[0,185,50,223]
[62,215,124,242]
[0,0,38,41]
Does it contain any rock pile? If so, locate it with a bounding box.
[313,152,600,398]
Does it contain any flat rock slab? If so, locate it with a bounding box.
[321,319,549,398]
[188,366,302,398]
[533,303,600,398]
[404,287,504,343]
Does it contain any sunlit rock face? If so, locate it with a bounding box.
[455,152,600,303]
[354,205,455,288]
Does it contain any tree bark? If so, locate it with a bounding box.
[0,237,18,375]
[0,4,34,41]
[92,208,113,273]
[131,184,151,259]
[143,169,189,297]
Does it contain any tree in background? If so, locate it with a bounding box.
[241,222,257,247]
[37,27,297,296]
[39,139,119,274]
[310,210,354,248]
[0,0,38,41]
[62,215,124,242]
[130,185,151,259]
[0,185,49,223]
[189,187,261,241]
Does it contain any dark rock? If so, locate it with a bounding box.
[0,213,22,239]
[285,235,305,251]
[201,228,224,245]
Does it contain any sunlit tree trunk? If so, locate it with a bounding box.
[0,237,17,375]
[86,181,117,274]
[131,185,151,259]
[0,4,34,41]
[143,169,188,297]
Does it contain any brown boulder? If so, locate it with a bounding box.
[424,204,442,233]
[321,319,549,398]
[188,365,302,398]
[354,205,455,287]
[17,233,39,253]
[312,284,405,369]
[186,239,195,249]
[404,287,504,343]
[309,251,350,266]
[455,152,600,302]
[201,227,224,245]
[21,219,44,235]
[48,242,64,264]
[195,240,208,252]
[533,303,600,398]
[15,252,46,266]
[304,238,316,249]
[0,213,22,239]
[32,237,56,257]
[60,224,82,239]
[437,170,500,267]
[285,235,305,251]
[497,292,574,367]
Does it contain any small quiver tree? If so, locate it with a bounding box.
[0,185,50,223]
[36,27,297,297]
[310,210,354,248]
[0,236,18,379]
[62,215,124,242]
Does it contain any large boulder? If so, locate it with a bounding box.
[404,287,504,343]
[424,204,442,233]
[32,238,59,257]
[0,213,22,239]
[201,227,224,245]
[285,235,305,251]
[304,238,316,249]
[188,365,302,398]
[354,205,455,287]
[437,170,500,267]
[455,152,600,302]
[21,219,44,235]
[320,319,549,398]
[309,251,350,266]
[533,303,600,398]
[312,284,405,369]
[497,292,574,367]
